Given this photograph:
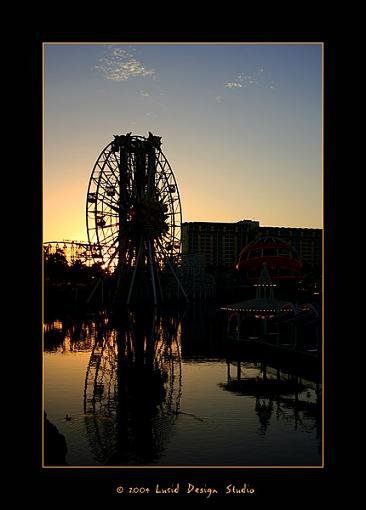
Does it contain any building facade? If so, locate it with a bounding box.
[182,220,259,268]
[182,221,322,271]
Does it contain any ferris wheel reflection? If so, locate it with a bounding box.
[83,308,182,465]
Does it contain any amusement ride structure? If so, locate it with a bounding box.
[44,133,188,306]
[86,132,187,305]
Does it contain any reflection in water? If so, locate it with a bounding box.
[85,310,182,465]
[222,356,321,445]
[44,306,321,466]
[256,398,273,435]
[44,308,182,465]
[44,318,95,352]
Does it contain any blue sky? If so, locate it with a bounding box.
[44,43,322,242]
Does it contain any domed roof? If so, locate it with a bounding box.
[236,236,302,282]
[239,236,299,259]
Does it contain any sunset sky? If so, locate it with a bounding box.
[43,43,322,242]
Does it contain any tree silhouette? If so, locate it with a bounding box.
[44,248,69,282]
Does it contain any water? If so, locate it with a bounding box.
[43,306,321,466]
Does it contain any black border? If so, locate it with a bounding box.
[20,30,339,503]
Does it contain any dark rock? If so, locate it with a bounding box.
[44,412,68,466]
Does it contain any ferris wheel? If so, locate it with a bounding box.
[83,311,182,464]
[86,133,186,304]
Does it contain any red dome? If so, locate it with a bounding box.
[236,236,302,283]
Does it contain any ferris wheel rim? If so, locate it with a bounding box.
[86,134,182,272]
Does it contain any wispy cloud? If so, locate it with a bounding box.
[225,82,243,89]
[95,47,155,82]
[140,90,150,97]
[225,67,275,90]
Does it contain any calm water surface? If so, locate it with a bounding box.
[44,307,321,466]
